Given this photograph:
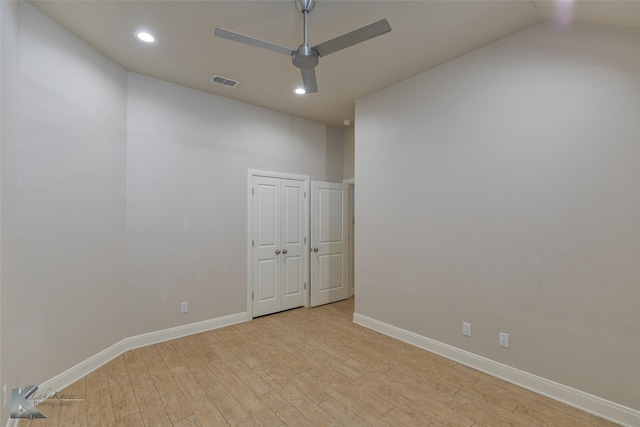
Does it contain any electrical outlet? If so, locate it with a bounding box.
[499,332,510,348]
[462,322,471,337]
[180,302,188,313]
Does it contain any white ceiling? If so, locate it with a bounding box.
[28,1,640,128]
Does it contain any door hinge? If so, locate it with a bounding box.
[304,237,307,244]
[304,191,307,198]
[252,188,255,195]
[252,291,254,300]
[304,283,307,290]
[252,240,254,247]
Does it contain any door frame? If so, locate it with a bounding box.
[247,169,311,317]
[343,178,355,298]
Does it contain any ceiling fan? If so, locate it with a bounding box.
[213,0,391,93]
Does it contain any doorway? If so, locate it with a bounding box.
[247,170,350,317]
[247,170,309,317]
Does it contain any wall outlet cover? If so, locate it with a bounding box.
[462,322,471,337]
[499,332,510,348]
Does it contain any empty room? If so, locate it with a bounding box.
[1,0,638,426]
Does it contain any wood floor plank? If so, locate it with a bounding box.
[223,360,273,397]
[171,363,228,426]
[300,347,362,381]
[56,379,87,427]
[85,367,116,426]
[215,370,283,427]
[512,403,579,427]
[259,391,314,427]
[449,389,533,426]
[171,337,222,391]
[256,341,310,374]
[362,369,475,426]
[126,350,173,426]
[262,374,341,427]
[384,406,429,427]
[318,398,370,427]
[384,366,460,398]
[354,374,464,426]
[143,351,194,424]
[300,368,394,427]
[113,411,145,427]
[477,376,618,427]
[172,415,203,427]
[206,383,255,426]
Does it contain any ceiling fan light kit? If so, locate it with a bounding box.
[214,0,391,94]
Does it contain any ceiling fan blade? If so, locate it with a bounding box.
[313,19,391,57]
[214,27,294,56]
[301,67,318,93]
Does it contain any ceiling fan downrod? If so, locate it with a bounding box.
[296,0,314,46]
[292,0,319,70]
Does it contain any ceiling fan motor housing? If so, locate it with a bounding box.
[292,45,319,69]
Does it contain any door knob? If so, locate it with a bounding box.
[313,247,319,252]
[282,249,288,254]
[275,250,281,255]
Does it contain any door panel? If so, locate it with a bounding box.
[284,256,303,296]
[311,181,348,307]
[252,175,306,317]
[256,182,278,248]
[283,184,302,245]
[319,254,344,291]
[281,179,305,310]
[319,188,345,243]
[253,176,282,317]
[257,259,277,300]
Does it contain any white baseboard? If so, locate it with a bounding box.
[5,311,250,427]
[353,313,639,427]
[35,312,250,403]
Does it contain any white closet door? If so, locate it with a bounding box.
[280,179,306,311]
[310,181,348,307]
[252,176,306,317]
[252,176,282,317]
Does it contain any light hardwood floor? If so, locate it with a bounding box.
[20,298,618,426]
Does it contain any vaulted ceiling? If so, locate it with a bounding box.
[29,1,640,127]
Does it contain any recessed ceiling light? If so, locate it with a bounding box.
[135,31,157,44]
[294,88,306,95]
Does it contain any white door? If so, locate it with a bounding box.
[252,176,306,317]
[310,181,349,307]
[280,179,306,311]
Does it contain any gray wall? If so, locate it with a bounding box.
[125,73,343,335]
[0,3,343,420]
[0,0,19,421]
[2,0,128,398]
[343,126,355,180]
[355,23,639,410]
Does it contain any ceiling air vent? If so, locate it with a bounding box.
[210,75,239,88]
